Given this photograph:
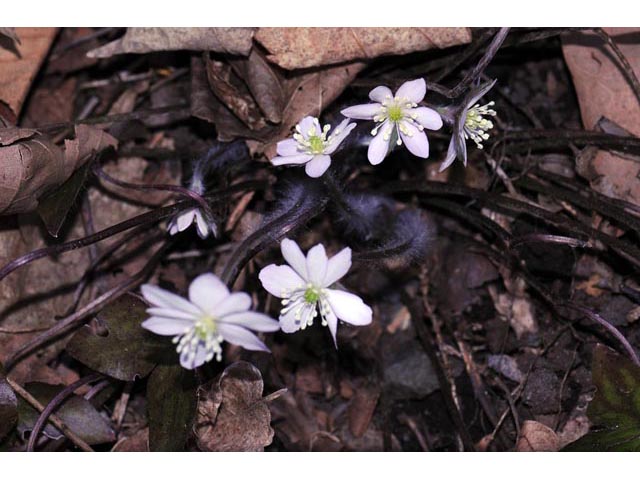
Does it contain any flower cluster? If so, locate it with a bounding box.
[270,78,444,177]
[143,76,498,370]
[142,239,372,368]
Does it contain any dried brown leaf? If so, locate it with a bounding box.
[230,49,286,124]
[88,28,255,58]
[255,27,471,70]
[204,55,266,130]
[0,125,117,216]
[563,28,640,204]
[195,361,274,451]
[257,61,366,157]
[0,28,57,117]
[347,385,380,438]
[516,420,559,452]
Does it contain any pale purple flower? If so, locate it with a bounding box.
[166,176,216,239]
[271,116,356,178]
[439,79,497,172]
[258,239,372,346]
[168,208,214,239]
[141,273,280,369]
[341,78,443,165]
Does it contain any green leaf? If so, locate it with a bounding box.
[66,294,169,381]
[0,363,18,441]
[36,160,92,238]
[564,344,640,451]
[147,364,197,451]
[17,382,115,445]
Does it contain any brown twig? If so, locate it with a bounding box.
[592,28,640,108]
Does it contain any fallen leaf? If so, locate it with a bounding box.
[0,125,117,216]
[0,28,57,117]
[17,382,115,445]
[0,363,18,440]
[112,427,149,452]
[66,294,168,382]
[347,384,380,438]
[230,48,286,124]
[195,361,274,451]
[147,364,197,452]
[253,61,366,158]
[255,27,471,70]
[563,28,640,205]
[204,54,266,130]
[88,28,255,58]
[36,161,92,238]
[516,420,559,452]
[564,344,640,451]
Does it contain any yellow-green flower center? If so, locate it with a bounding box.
[387,104,404,122]
[194,315,217,340]
[307,135,326,154]
[304,287,320,304]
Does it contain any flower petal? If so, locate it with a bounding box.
[323,247,352,286]
[325,309,338,348]
[176,209,196,232]
[367,122,391,165]
[369,85,393,103]
[278,303,303,333]
[325,120,356,154]
[341,103,381,120]
[141,284,202,316]
[217,324,270,352]
[276,138,300,156]
[220,311,280,332]
[439,136,459,172]
[413,107,443,131]
[400,122,429,158]
[297,116,320,139]
[215,292,252,317]
[259,265,305,298]
[305,155,331,178]
[188,273,229,314]
[395,78,426,103]
[142,316,193,336]
[467,78,497,108]
[306,243,328,285]
[281,238,308,279]
[180,342,208,370]
[271,154,313,166]
[194,210,212,239]
[146,307,198,321]
[326,289,372,326]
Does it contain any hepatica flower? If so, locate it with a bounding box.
[341,78,443,165]
[168,208,213,239]
[271,116,356,178]
[439,79,497,172]
[259,239,372,345]
[141,273,280,369]
[167,176,216,239]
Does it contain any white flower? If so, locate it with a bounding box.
[271,116,356,178]
[258,239,372,346]
[341,78,443,165]
[439,79,497,172]
[141,273,280,369]
[168,208,215,239]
